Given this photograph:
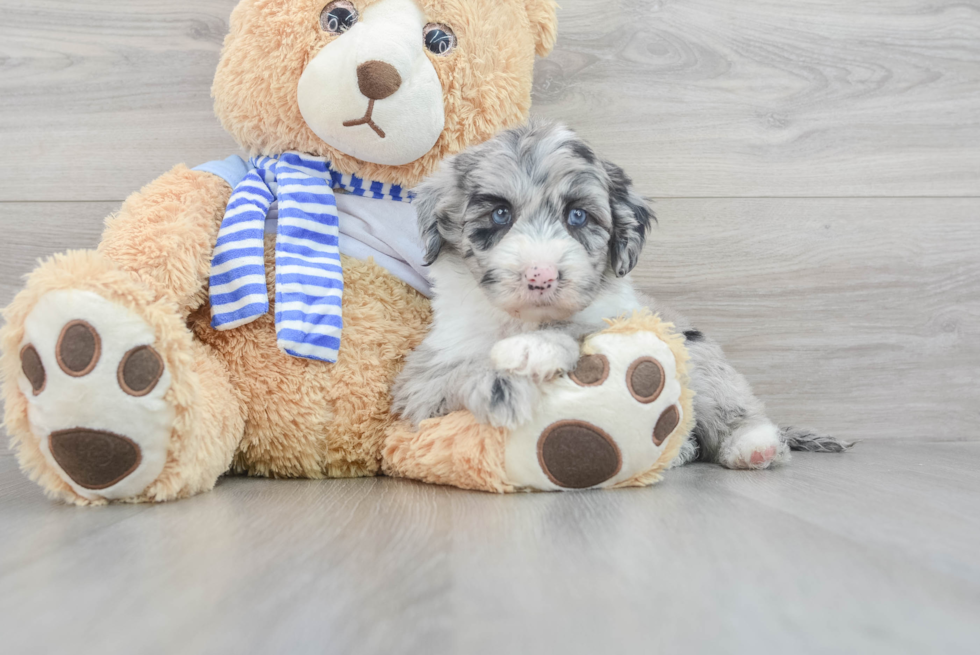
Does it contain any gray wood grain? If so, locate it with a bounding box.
[532,0,980,197]
[0,202,108,307]
[635,197,980,443]
[1,4,979,651]
[4,199,976,443]
[1,442,978,655]
[1,0,979,200]
[0,0,241,202]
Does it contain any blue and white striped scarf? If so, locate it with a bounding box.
[209,152,414,362]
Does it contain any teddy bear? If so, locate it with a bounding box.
[1,0,693,504]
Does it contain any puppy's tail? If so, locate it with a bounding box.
[780,426,854,453]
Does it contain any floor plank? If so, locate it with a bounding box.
[533,0,980,197]
[635,197,980,443]
[0,0,240,202]
[2,2,979,654]
[1,442,978,655]
[1,0,978,201]
[0,202,109,307]
[3,197,977,445]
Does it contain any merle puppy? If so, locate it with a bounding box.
[392,121,848,469]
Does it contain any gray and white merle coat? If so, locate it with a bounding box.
[392,121,847,469]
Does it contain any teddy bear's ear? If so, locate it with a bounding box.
[526,0,559,57]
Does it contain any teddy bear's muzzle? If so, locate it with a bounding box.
[341,60,403,139]
[355,60,402,100]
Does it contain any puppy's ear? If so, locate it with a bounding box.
[413,164,458,266]
[605,161,654,277]
[415,194,443,267]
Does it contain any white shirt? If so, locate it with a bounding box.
[265,192,431,297]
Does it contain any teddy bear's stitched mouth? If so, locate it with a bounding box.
[342,99,386,139]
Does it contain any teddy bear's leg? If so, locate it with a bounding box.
[1,167,246,504]
[383,412,513,493]
[383,312,695,492]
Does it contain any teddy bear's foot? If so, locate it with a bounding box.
[718,420,790,470]
[383,313,694,493]
[16,289,175,501]
[504,318,692,491]
[3,251,245,504]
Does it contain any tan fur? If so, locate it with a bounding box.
[381,312,693,493]
[187,251,431,479]
[5,0,682,504]
[0,250,246,505]
[213,0,557,188]
[383,413,513,493]
[99,166,233,315]
[597,311,696,488]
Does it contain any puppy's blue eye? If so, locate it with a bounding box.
[491,207,512,225]
[567,208,588,227]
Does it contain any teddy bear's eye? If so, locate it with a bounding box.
[320,1,358,34]
[423,23,457,56]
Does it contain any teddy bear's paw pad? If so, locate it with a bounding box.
[654,405,680,446]
[568,354,608,386]
[20,344,46,395]
[48,429,142,490]
[626,357,664,403]
[56,320,101,377]
[18,290,174,501]
[538,420,622,489]
[505,330,685,491]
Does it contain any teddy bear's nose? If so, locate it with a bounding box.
[356,60,402,100]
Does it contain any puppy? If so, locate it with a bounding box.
[392,121,848,469]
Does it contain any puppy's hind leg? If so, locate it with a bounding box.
[686,336,789,470]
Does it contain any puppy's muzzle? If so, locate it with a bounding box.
[524,264,559,298]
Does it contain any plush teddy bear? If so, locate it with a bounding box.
[1,0,693,504]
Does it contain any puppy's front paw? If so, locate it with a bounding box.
[491,333,579,383]
[471,375,538,430]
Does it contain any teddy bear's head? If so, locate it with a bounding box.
[213,0,558,187]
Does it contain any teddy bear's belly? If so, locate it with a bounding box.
[189,248,431,479]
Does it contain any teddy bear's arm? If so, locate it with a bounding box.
[97,165,233,317]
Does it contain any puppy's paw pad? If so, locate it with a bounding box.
[18,290,174,501]
[750,446,777,466]
[723,422,786,470]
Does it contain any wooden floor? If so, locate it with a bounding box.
[2,443,979,654]
[1,1,979,653]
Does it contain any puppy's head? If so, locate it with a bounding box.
[415,121,653,322]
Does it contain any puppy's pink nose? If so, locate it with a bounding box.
[524,264,558,293]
